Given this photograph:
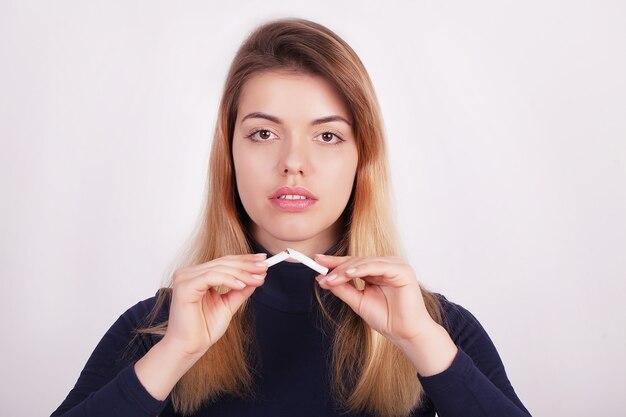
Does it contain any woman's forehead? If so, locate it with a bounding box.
[237,72,352,125]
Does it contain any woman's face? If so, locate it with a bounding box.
[232,70,358,255]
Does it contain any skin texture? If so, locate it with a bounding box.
[232,70,358,261]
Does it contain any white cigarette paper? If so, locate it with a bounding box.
[259,248,329,275]
[286,248,329,275]
[262,250,291,267]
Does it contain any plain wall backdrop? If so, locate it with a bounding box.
[1,1,625,416]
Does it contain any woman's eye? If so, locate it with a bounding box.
[246,129,276,142]
[244,129,345,145]
[318,131,344,145]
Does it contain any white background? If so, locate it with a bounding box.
[1,1,625,416]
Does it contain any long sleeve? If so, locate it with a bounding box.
[415,294,533,417]
[50,292,170,417]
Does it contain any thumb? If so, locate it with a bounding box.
[223,285,256,313]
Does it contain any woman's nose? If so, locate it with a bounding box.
[278,137,309,173]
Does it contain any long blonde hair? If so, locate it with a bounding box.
[129,17,446,417]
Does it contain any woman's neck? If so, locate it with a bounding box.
[251,226,341,261]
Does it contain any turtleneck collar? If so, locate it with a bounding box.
[248,236,341,314]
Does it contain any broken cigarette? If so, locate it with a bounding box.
[286,247,329,275]
[262,250,291,267]
[260,247,329,275]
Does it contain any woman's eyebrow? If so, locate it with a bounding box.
[241,111,352,127]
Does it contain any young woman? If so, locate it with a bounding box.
[51,17,532,417]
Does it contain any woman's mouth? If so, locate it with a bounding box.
[270,194,317,212]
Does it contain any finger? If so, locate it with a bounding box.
[175,257,269,283]
[313,254,401,270]
[314,256,363,286]
[222,284,257,313]
[182,270,250,296]
[186,252,266,271]
[222,253,268,261]
[197,254,268,273]
[213,259,269,278]
[207,265,267,288]
[313,254,353,268]
[317,260,400,287]
[318,273,387,288]
[342,261,413,287]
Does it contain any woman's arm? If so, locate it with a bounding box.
[401,296,533,417]
[49,294,178,417]
[397,321,459,377]
[134,337,201,401]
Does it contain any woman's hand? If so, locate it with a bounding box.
[162,253,269,358]
[313,254,439,347]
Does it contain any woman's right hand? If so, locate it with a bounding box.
[162,253,269,358]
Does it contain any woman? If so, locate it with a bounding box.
[50,17,532,417]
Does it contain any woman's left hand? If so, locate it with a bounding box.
[314,254,439,347]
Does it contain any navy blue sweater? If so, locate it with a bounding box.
[51,240,532,416]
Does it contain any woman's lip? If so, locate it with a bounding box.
[270,196,317,212]
[270,186,318,200]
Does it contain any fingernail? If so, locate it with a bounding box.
[326,274,337,281]
[235,280,246,288]
[255,253,267,258]
[345,268,357,274]
[254,261,267,267]
[315,254,325,258]
[251,274,266,280]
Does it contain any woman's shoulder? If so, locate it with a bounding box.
[431,291,478,321]
[430,291,492,350]
[118,288,171,335]
[114,289,171,354]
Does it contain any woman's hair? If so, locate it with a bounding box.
[128,17,447,417]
